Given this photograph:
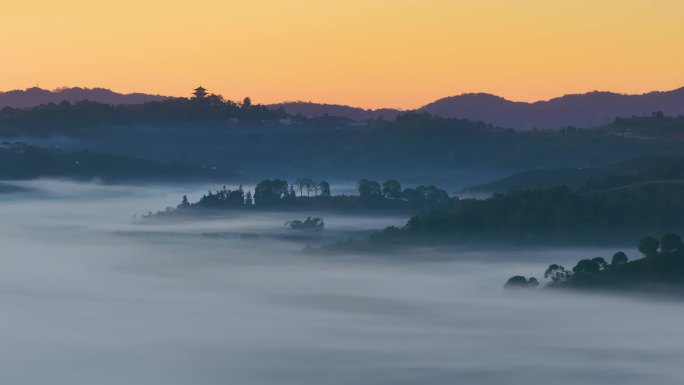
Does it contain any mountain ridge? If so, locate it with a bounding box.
[272,88,684,129]
[3,86,684,130]
[0,87,167,109]
[418,88,684,130]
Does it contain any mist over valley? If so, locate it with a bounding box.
[1,179,683,384]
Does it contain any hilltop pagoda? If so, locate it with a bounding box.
[193,86,208,99]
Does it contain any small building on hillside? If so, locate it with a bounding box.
[193,86,208,99]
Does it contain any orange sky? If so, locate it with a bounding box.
[1,0,683,109]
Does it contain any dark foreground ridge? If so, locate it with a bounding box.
[506,233,684,293]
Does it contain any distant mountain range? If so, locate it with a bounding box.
[3,86,684,130]
[418,89,684,130]
[0,87,167,109]
[274,88,684,130]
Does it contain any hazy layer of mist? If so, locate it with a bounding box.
[0,180,682,385]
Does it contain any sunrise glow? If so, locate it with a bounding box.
[1,0,683,108]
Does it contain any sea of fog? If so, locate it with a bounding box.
[0,179,683,385]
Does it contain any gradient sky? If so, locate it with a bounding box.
[1,0,683,109]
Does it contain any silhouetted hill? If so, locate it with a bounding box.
[269,101,401,121]
[509,232,684,293]
[419,88,684,130]
[464,155,684,193]
[0,142,237,182]
[3,101,684,185]
[0,87,167,108]
[365,181,684,246]
[462,167,605,193]
[5,86,684,130]
[601,114,684,139]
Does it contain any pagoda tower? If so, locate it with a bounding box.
[193,86,208,99]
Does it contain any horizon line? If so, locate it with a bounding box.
[2,84,683,111]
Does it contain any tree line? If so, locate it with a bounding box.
[143,178,454,218]
[369,182,684,244]
[0,96,289,135]
[506,232,684,291]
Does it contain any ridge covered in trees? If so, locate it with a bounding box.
[0,142,235,182]
[0,96,289,135]
[464,154,684,193]
[366,181,684,245]
[2,96,684,184]
[0,96,503,136]
[506,232,684,292]
[144,178,453,218]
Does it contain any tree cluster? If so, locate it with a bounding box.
[144,177,454,218]
[0,96,289,135]
[357,178,451,206]
[608,113,684,138]
[373,183,684,242]
[507,232,684,291]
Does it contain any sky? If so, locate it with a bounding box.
[1,0,683,109]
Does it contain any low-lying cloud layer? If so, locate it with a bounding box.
[0,180,682,385]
